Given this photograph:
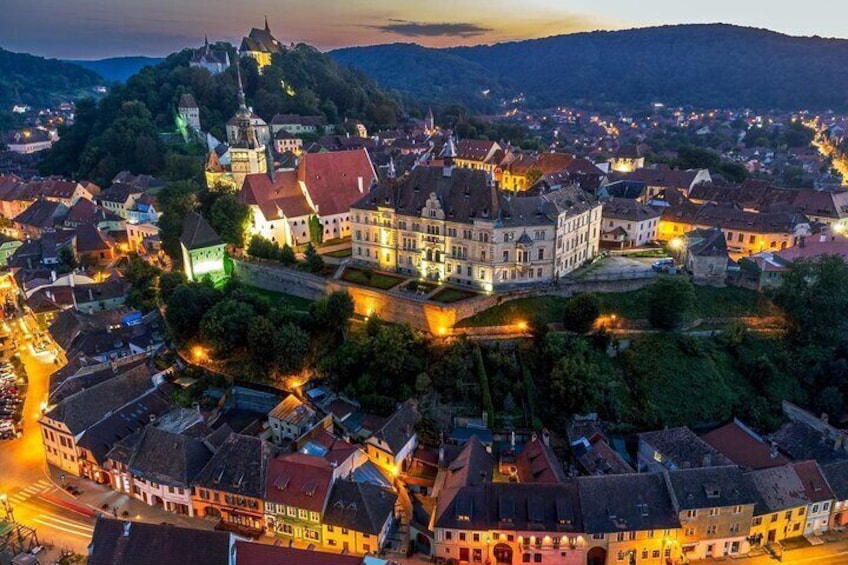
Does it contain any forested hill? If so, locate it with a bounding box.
[0,47,103,107]
[331,24,848,111]
[68,57,164,82]
[39,43,403,185]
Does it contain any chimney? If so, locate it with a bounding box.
[122,521,131,537]
[542,428,551,447]
[110,359,118,373]
[50,270,57,282]
[531,431,538,443]
[702,453,712,467]
[769,441,779,459]
[800,236,806,248]
[149,413,157,424]
[357,177,364,194]
[438,445,445,465]
[88,288,94,302]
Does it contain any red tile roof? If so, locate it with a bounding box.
[264,453,334,513]
[700,420,788,470]
[241,171,313,220]
[234,541,363,565]
[515,435,567,484]
[299,149,376,217]
[793,460,834,503]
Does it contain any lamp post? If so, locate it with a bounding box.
[0,493,15,523]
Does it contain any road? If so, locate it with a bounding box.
[0,321,94,557]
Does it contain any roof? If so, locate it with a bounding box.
[667,466,759,510]
[601,198,663,222]
[572,437,634,476]
[75,224,113,253]
[194,433,274,499]
[662,201,810,235]
[240,171,313,220]
[88,517,230,565]
[435,481,583,533]
[515,435,567,484]
[99,183,142,205]
[178,93,199,109]
[323,480,397,535]
[44,365,157,435]
[14,198,65,228]
[822,460,848,500]
[749,461,833,513]
[233,541,363,565]
[686,227,728,257]
[370,399,420,454]
[180,211,223,250]
[577,473,680,533]
[455,139,501,163]
[769,421,848,465]
[269,395,315,426]
[639,427,733,469]
[620,168,706,190]
[300,428,361,468]
[264,453,334,513]
[700,420,789,470]
[299,149,377,217]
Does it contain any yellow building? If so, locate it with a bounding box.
[500,152,575,193]
[239,18,283,72]
[351,155,602,292]
[322,481,397,555]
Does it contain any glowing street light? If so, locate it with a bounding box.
[191,346,208,363]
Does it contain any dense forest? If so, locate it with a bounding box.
[0,47,102,108]
[39,43,404,185]
[332,24,848,111]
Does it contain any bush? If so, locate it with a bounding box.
[304,243,325,273]
[563,293,601,333]
[647,277,695,329]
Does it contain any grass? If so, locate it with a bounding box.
[324,249,352,258]
[242,285,315,311]
[430,287,480,304]
[341,267,406,290]
[457,283,776,327]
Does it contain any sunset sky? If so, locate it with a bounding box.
[3,0,847,59]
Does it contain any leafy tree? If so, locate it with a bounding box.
[647,277,695,329]
[474,346,495,427]
[165,283,219,341]
[247,235,280,260]
[279,244,296,266]
[563,293,601,333]
[157,180,199,262]
[200,299,256,355]
[308,216,323,244]
[275,323,310,372]
[310,291,354,334]
[303,243,325,273]
[123,255,161,312]
[208,193,251,248]
[158,271,187,302]
[247,316,277,367]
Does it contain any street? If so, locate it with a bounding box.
[0,334,95,557]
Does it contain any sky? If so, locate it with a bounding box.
[2,0,847,60]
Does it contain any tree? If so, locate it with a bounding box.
[200,299,256,355]
[165,283,219,342]
[208,193,251,248]
[247,316,277,367]
[275,323,310,373]
[563,293,601,333]
[279,244,296,266]
[474,346,495,427]
[247,235,279,260]
[158,271,187,302]
[308,216,323,244]
[647,277,695,329]
[157,180,199,262]
[309,291,354,334]
[304,243,325,273]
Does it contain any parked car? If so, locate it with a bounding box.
[652,258,676,272]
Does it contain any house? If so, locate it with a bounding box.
[682,227,729,286]
[748,461,834,545]
[75,224,115,266]
[240,169,313,248]
[73,279,130,313]
[268,395,318,445]
[513,433,567,484]
[822,461,848,528]
[609,144,646,173]
[600,199,662,248]
[264,452,335,545]
[270,114,330,137]
[239,18,283,71]
[365,399,420,476]
[638,427,732,472]
[667,466,759,560]
[39,364,162,476]
[578,473,681,565]
[4,128,53,154]
[273,129,303,155]
[297,427,367,481]
[618,168,712,200]
[351,157,602,291]
[453,139,503,175]
[113,408,217,516]
[322,480,398,555]
[190,37,230,75]
[500,152,575,192]
[180,211,226,282]
[12,198,68,239]
[0,236,22,266]
[98,183,144,220]
[87,517,231,565]
[192,432,274,536]
[63,198,124,230]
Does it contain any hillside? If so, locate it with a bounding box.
[69,57,164,82]
[39,43,403,184]
[331,24,848,111]
[0,47,102,107]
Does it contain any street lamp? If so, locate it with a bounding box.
[0,493,15,523]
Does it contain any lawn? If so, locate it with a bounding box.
[456,283,776,327]
[324,249,352,258]
[243,285,315,311]
[341,267,406,290]
[430,287,480,304]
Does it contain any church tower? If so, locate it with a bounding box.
[228,65,267,189]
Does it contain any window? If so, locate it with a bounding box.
[707,525,717,535]
[328,539,337,546]
[685,528,695,536]
[708,508,719,517]
[279,524,293,535]
[473,533,480,543]
[812,504,819,514]
[522,554,531,563]
[642,550,648,560]
[771,514,778,523]
[473,548,482,563]
[752,517,762,526]
[784,510,793,520]
[533,554,542,563]
[686,510,697,519]
[652,550,660,559]
[798,507,805,516]
[730,523,740,533]
[616,533,626,542]
[445,531,452,541]
[733,505,743,514]
[537,248,544,261]
[305,529,319,541]
[459,533,466,542]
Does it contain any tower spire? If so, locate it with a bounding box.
[204,34,209,50]
[236,64,247,110]
[264,15,270,32]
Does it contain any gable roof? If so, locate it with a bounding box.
[180,211,223,250]
[667,466,759,510]
[700,420,789,470]
[578,473,680,533]
[639,427,733,469]
[88,517,230,565]
[233,541,363,565]
[194,433,274,499]
[370,399,420,454]
[323,480,398,535]
[686,227,728,257]
[240,171,313,220]
[515,435,567,484]
[264,453,334,513]
[299,149,376,217]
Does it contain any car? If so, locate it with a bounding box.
[652,258,676,272]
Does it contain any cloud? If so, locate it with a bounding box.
[367,19,493,38]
